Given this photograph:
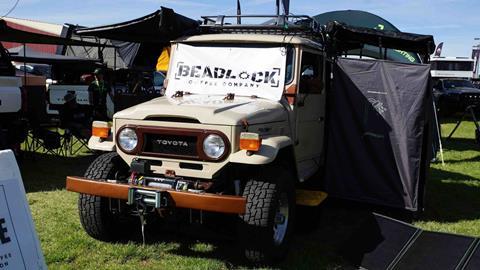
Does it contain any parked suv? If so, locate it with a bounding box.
[67,23,328,261]
[433,78,480,115]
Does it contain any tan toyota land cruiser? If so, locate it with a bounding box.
[67,16,328,263]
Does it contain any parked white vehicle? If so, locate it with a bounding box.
[0,76,22,114]
[430,57,474,79]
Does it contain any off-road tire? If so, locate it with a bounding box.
[78,152,130,241]
[239,165,296,263]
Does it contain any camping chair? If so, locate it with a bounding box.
[24,126,62,156]
[59,127,90,156]
[22,98,63,157]
[52,91,93,156]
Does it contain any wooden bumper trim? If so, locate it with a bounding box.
[66,176,246,214]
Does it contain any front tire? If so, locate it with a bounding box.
[78,152,131,241]
[239,165,296,263]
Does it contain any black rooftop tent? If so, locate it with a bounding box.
[314,10,428,63]
[69,7,199,69]
[325,22,435,58]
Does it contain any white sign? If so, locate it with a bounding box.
[167,44,287,101]
[0,150,46,270]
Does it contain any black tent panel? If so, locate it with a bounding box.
[74,7,199,43]
[324,58,432,211]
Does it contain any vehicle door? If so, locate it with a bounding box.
[294,49,326,181]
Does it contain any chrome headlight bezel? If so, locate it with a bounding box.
[202,134,226,160]
[117,127,138,153]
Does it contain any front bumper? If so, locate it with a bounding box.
[66,176,246,214]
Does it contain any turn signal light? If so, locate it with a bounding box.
[92,121,111,139]
[239,132,262,152]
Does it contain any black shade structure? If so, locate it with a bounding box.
[71,7,199,69]
[74,7,199,43]
[314,10,431,63]
[0,20,111,47]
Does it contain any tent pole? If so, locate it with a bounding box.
[23,43,27,86]
[432,99,445,166]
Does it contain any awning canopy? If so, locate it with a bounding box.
[74,7,199,43]
[0,20,112,47]
[325,22,435,56]
[9,45,101,65]
[314,10,434,63]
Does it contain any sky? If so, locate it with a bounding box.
[0,0,478,57]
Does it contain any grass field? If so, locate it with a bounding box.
[19,119,480,269]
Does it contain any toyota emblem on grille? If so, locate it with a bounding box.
[155,139,189,147]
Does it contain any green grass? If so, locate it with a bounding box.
[415,119,480,236]
[19,120,480,269]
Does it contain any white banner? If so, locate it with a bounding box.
[0,150,46,270]
[167,44,287,101]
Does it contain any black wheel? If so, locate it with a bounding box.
[78,152,131,241]
[239,165,296,263]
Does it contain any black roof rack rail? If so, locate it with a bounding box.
[200,14,322,38]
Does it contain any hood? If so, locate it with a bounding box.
[445,87,480,94]
[114,94,288,125]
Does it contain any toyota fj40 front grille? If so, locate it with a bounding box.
[143,133,198,157]
[118,126,230,162]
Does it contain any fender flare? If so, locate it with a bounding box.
[229,135,293,165]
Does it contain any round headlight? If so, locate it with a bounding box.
[118,128,138,152]
[203,134,226,159]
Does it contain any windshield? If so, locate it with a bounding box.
[166,43,288,101]
[443,80,475,89]
[154,71,165,87]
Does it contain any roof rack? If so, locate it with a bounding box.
[200,14,322,38]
